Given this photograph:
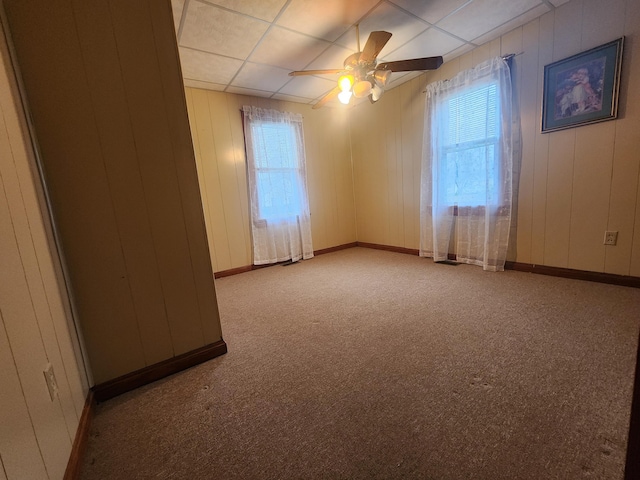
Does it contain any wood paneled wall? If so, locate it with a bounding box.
[351,0,640,277]
[0,15,87,480]
[185,89,357,273]
[3,0,222,385]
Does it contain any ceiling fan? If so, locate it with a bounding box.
[289,26,444,109]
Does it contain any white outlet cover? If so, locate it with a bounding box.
[43,363,58,401]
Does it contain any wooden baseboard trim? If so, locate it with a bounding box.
[356,241,419,256]
[505,261,640,288]
[63,390,95,480]
[92,340,228,403]
[214,243,359,278]
[214,265,254,278]
[314,242,358,256]
[356,242,640,288]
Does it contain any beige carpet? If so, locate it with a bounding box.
[80,247,640,479]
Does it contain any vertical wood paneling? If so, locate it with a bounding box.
[544,130,575,267]
[206,93,250,267]
[149,0,222,345]
[569,122,615,270]
[4,0,223,386]
[0,20,85,437]
[110,0,205,357]
[530,12,554,265]
[190,89,232,271]
[622,0,640,277]
[0,15,89,478]
[0,314,48,480]
[0,77,72,480]
[72,0,174,366]
[517,19,542,264]
[581,0,626,50]
[543,0,581,268]
[225,95,253,261]
[384,88,400,246]
[4,0,147,383]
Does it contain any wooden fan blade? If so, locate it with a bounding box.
[359,31,392,63]
[312,86,341,109]
[377,56,444,72]
[289,69,345,77]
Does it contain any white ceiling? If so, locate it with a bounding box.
[172,0,570,107]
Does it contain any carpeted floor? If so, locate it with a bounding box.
[80,247,640,479]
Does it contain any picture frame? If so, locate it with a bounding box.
[541,37,624,133]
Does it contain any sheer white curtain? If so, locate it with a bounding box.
[242,106,313,265]
[420,57,514,271]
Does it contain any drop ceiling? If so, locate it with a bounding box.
[172,0,570,107]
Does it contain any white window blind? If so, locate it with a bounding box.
[439,83,500,207]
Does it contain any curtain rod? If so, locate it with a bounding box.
[421,52,523,93]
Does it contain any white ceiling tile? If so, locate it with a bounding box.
[201,0,288,22]
[436,0,543,42]
[249,27,331,70]
[382,28,465,62]
[471,4,550,46]
[390,0,471,25]
[549,0,571,6]
[179,48,244,84]
[279,76,337,99]
[231,62,292,91]
[276,0,380,42]
[335,2,429,56]
[305,44,355,71]
[180,0,268,58]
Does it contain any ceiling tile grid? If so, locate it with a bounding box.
[173,0,568,108]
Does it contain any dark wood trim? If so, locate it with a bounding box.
[214,265,255,279]
[505,261,640,288]
[355,242,640,288]
[625,327,640,479]
[356,241,419,256]
[314,242,358,256]
[92,340,227,402]
[63,390,94,480]
[214,243,358,278]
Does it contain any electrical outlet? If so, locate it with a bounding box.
[604,231,618,246]
[43,363,59,401]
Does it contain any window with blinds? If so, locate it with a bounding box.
[250,121,303,220]
[438,82,500,207]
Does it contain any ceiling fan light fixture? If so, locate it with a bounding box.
[338,90,352,105]
[353,80,372,98]
[373,69,392,87]
[338,74,354,92]
[371,84,383,102]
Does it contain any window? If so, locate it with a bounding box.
[420,57,515,271]
[437,82,501,207]
[250,121,303,220]
[242,106,313,265]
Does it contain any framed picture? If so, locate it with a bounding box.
[542,37,624,133]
